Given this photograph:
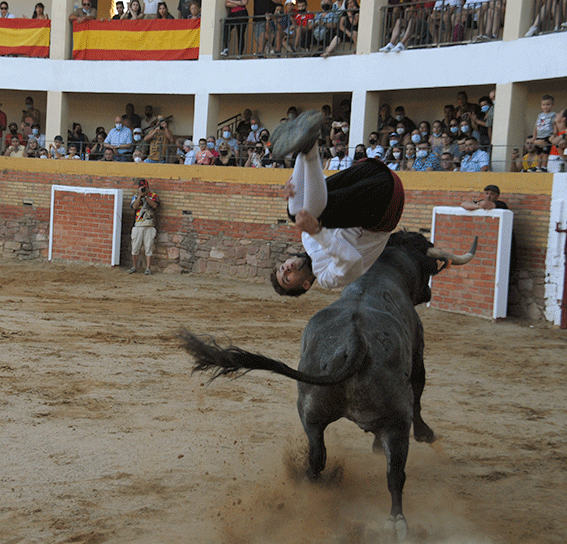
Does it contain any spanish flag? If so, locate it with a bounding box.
[72,19,200,61]
[0,19,50,58]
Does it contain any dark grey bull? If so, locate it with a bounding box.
[181,231,477,541]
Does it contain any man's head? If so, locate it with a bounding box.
[103,148,115,161]
[8,122,17,134]
[525,135,535,152]
[297,0,308,12]
[54,135,63,145]
[68,144,78,155]
[394,106,405,121]
[243,108,252,120]
[368,132,379,146]
[222,126,231,139]
[483,185,500,202]
[125,103,135,116]
[0,2,9,14]
[457,91,468,105]
[270,253,316,296]
[440,152,454,171]
[183,139,194,151]
[444,104,455,119]
[335,142,347,158]
[250,117,260,130]
[464,137,479,155]
[416,141,430,158]
[138,178,149,191]
[145,105,153,118]
[116,1,124,13]
[114,116,122,128]
[287,106,298,120]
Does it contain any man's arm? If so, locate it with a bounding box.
[460,199,495,211]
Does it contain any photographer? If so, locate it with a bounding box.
[128,179,160,276]
[144,116,174,163]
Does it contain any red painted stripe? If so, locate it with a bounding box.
[72,48,198,61]
[73,19,199,32]
[0,19,50,30]
[0,45,49,57]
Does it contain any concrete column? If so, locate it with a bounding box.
[193,93,220,142]
[502,0,535,41]
[349,90,380,155]
[46,91,70,145]
[491,82,528,172]
[50,0,76,60]
[357,0,388,54]
[200,0,226,60]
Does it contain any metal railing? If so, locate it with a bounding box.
[220,10,358,60]
[526,0,567,36]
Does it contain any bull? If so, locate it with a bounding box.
[181,231,477,541]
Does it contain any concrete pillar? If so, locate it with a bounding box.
[357,0,388,54]
[200,0,226,60]
[491,82,528,172]
[46,91,70,145]
[50,0,76,60]
[350,90,380,155]
[193,93,220,142]
[503,0,535,41]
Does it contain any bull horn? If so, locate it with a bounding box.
[426,236,478,265]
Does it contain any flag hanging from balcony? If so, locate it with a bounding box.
[72,19,200,61]
[0,20,50,58]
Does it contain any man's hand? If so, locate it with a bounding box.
[284,176,295,200]
[295,209,321,235]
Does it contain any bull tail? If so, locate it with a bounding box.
[180,326,367,386]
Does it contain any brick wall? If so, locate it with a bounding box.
[0,158,553,320]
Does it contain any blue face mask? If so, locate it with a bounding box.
[461,125,469,133]
[223,131,231,139]
[115,123,122,130]
[207,142,214,149]
[421,131,428,137]
[450,126,459,134]
[389,140,397,147]
[251,124,258,132]
[411,134,421,144]
[416,149,428,159]
[481,105,490,113]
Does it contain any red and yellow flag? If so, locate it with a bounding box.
[72,19,200,61]
[0,19,50,58]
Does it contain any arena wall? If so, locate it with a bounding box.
[0,157,556,321]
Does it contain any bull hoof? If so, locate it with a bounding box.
[414,423,436,443]
[384,514,408,542]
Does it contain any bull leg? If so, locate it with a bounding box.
[381,427,409,542]
[411,323,435,443]
[302,421,327,480]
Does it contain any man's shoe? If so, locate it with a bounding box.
[379,42,395,52]
[221,48,229,57]
[524,25,538,37]
[271,110,324,159]
[144,268,152,275]
[392,42,405,52]
[127,267,137,274]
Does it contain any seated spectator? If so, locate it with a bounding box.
[384,131,401,159]
[216,126,239,156]
[377,104,396,148]
[183,140,196,165]
[246,117,265,144]
[366,131,384,159]
[145,0,159,18]
[258,128,270,148]
[293,0,315,53]
[379,1,430,52]
[24,138,41,158]
[69,0,97,22]
[4,123,23,150]
[90,131,107,161]
[429,0,461,43]
[402,142,416,170]
[322,0,359,57]
[195,138,214,165]
[100,148,115,162]
[64,144,82,160]
[122,103,142,129]
[312,0,335,53]
[460,137,490,172]
[172,137,186,163]
[156,2,174,19]
[440,131,461,159]
[245,143,266,167]
[263,3,292,56]
[525,0,560,36]
[4,136,24,157]
[123,0,144,19]
[330,120,350,148]
[353,143,367,161]
[439,152,456,171]
[132,127,146,155]
[511,136,539,172]
[214,142,237,166]
[207,136,220,159]
[386,145,403,171]
[133,149,144,163]
[430,120,444,156]
[410,129,423,146]
[112,1,125,18]
[412,141,442,171]
[49,135,66,158]
[95,126,106,137]
[141,105,158,134]
[441,104,456,133]
[144,116,174,163]
[104,116,133,162]
[68,122,89,155]
[327,142,352,170]
[448,117,461,138]
[457,119,479,148]
[29,124,46,149]
[419,121,431,142]
[395,121,411,146]
[0,1,15,18]
[38,148,48,159]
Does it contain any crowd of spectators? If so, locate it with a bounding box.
[68,0,201,22]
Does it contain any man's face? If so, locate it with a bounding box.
[104,149,114,161]
[417,143,429,154]
[541,99,553,113]
[465,139,477,154]
[525,137,535,152]
[444,107,454,118]
[68,146,77,155]
[276,255,312,291]
[440,154,453,170]
[484,190,499,203]
[114,116,122,125]
[145,106,153,117]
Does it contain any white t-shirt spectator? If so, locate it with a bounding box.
[328,154,353,170]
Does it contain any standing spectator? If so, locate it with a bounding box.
[313,0,335,53]
[123,0,144,19]
[21,97,41,139]
[0,1,15,18]
[377,104,396,148]
[183,140,196,165]
[141,105,158,134]
[547,108,566,173]
[216,125,239,155]
[32,3,49,19]
[460,137,490,172]
[532,94,556,172]
[4,122,23,150]
[122,103,142,129]
[511,136,539,172]
[145,0,160,18]
[470,95,493,150]
[104,116,133,162]
[455,91,476,122]
[441,104,456,133]
[327,142,352,170]
[195,138,214,164]
[112,1,125,19]
[254,0,279,55]
[394,105,416,132]
[128,179,160,276]
[322,0,358,57]
[236,108,253,137]
[366,131,384,159]
[246,116,265,144]
[4,136,24,157]
[69,0,97,22]
[0,102,6,143]
[156,2,174,18]
[412,141,442,171]
[68,123,89,155]
[222,0,249,57]
[293,0,315,52]
[144,116,174,163]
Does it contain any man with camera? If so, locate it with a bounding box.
[144,116,174,163]
[128,179,160,276]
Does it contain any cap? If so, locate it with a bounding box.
[133,128,142,134]
[483,184,500,195]
[183,139,193,147]
[138,179,148,188]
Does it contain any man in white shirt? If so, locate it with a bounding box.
[366,131,384,159]
[269,111,404,296]
[328,142,353,170]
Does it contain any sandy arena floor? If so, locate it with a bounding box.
[0,259,566,544]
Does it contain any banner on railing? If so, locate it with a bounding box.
[72,19,200,61]
[0,19,50,58]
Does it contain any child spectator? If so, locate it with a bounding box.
[532,94,556,171]
[195,138,214,165]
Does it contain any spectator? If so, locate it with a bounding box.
[205,136,219,159]
[412,141,442,171]
[4,136,24,157]
[457,119,478,149]
[547,108,566,173]
[178,0,192,18]
[511,136,539,172]
[395,121,411,146]
[145,0,159,18]
[385,131,401,159]
[525,0,561,36]
[441,104,456,133]
[378,0,427,52]
[156,2,174,18]
[377,104,396,148]
[141,105,158,134]
[322,0,358,57]
[0,1,15,18]
[460,137,490,172]
[21,97,41,138]
[128,179,160,276]
[532,94,556,172]
[38,148,48,159]
[313,0,335,53]
[470,95,493,150]
[440,131,460,159]
[133,149,144,163]
[49,135,66,159]
[293,0,315,53]
[386,145,403,171]
[254,0,281,56]
[183,140,196,165]
[258,127,270,147]
[112,1,125,18]
[330,120,350,148]
[195,138,214,164]
[144,117,174,163]
[216,125,239,155]
[104,116,133,162]
[263,2,292,56]
[90,131,107,161]
[430,120,444,156]
[221,0,249,57]
[214,142,237,166]
[402,142,416,171]
[68,122,88,155]
[236,108,253,137]
[132,127,147,157]
[32,3,49,19]
[100,148,115,161]
[172,137,186,163]
[122,103,142,129]
[353,143,367,161]
[419,120,431,142]
[69,0,97,22]
[455,91,476,123]
[366,131,384,159]
[0,102,6,142]
[327,142,352,170]
[64,144,82,160]
[245,143,266,167]
[394,106,416,132]
[123,0,144,19]
[429,0,461,43]
[246,116,265,144]
[410,128,423,145]
[4,123,23,150]
[29,123,46,149]
[187,1,201,18]
[24,138,41,158]
[448,117,460,138]
[439,151,456,171]
[461,184,508,210]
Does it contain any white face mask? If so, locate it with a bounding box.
[342,126,349,133]
[416,149,428,158]
[223,131,231,139]
[393,151,401,159]
[396,127,405,135]
[411,134,421,144]
[134,156,142,163]
[134,134,141,141]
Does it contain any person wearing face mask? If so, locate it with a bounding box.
[353,144,367,162]
[395,122,411,146]
[366,132,384,160]
[183,140,196,165]
[402,142,416,171]
[144,117,174,163]
[411,142,442,171]
[132,128,148,159]
[246,116,265,144]
[4,135,25,158]
[24,137,41,159]
[216,125,239,156]
[69,0,97,23]
[29,124,46,149]
[104,116,133,162]
[386,146,403,171]
[441,104,456,133]
[410,129,422,146]
[68,123,88,155]
[214,142,237,167]
[328,142,353,170]
[470,96,493,150]
[429,120,444,157]
[419,121,431,143]
[393,106,416,133]
[330,120,350,148]
[132,150,144,163]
